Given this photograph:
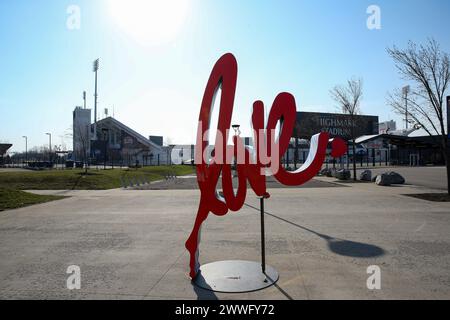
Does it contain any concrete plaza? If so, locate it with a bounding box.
[0,174,450,299]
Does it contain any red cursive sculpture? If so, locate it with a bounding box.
[185,53,347,279]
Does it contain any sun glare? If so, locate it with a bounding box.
[108,0,190,46]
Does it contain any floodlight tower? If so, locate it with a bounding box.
[93,58,100,139]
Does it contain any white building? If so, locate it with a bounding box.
[72,107,171,166]
[73,106,91,162]
[379,120,396,134]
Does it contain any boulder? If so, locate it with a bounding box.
[330,168,338,177]
[387,171,405,184]
[375,174,391,186]
[371,175,378,182]
[319,168,334,177]
[359,170,372,181]
[335,169,351,180]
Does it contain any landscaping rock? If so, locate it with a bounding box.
[319,168,332,177]
[387,171,405,184]
[335,169,351,180]
[375,174,391,186]
[359,170,372,181]
[330,168,337,177]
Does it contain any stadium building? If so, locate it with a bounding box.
[73,107,171,166]
[284,111,447,167]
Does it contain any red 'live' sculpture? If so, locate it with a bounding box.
[185,53,347,280]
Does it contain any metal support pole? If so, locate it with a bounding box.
[260,197,266,274]
[294,138,298,170]
[285,147,289,169]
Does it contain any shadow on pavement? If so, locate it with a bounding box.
[244,203,385,258]
[191,274,218,300]
[191,272,293,300]
[265,274,294,300]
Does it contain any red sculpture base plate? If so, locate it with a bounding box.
[193,260,279,293]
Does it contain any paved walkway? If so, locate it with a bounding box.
[1,181,450,299]
[354,166,448,190]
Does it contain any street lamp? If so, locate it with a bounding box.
[231,124,241,137]
[45,132,52,163]
[402,85,410,130]
[231,124,240,176]
[22,136,27,167]
[93,58,99,125]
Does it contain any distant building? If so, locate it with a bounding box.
[282,111,379,166]
[379,120,396,134]
[149,135,164,147]
[243,137,252,147]
[355,132,444,166]
[293,111,379,140]
[0,143,13,165]
[73,107,91,162]
[170,144,195,165]
[72,107,170,166]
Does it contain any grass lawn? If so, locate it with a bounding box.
[0,188,66,211]
[0,165,195,190]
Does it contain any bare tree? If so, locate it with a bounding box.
[387,39,450,194]
[330,78,363,181]
[68,124,90,174]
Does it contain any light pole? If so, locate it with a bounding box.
[22,136,27,167]
[45,132,52,163]
[232,124,240,177]
[403,85,410,130]
[93,59,99,140]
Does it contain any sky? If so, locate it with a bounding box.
[1,0,450,153]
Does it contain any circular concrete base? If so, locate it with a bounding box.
[193,260,279,293]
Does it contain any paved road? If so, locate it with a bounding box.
[0,168,30,173]
[132,175,344,190]
[1,182,450,299]
[136,166,448,191]
[354,166,448,190]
